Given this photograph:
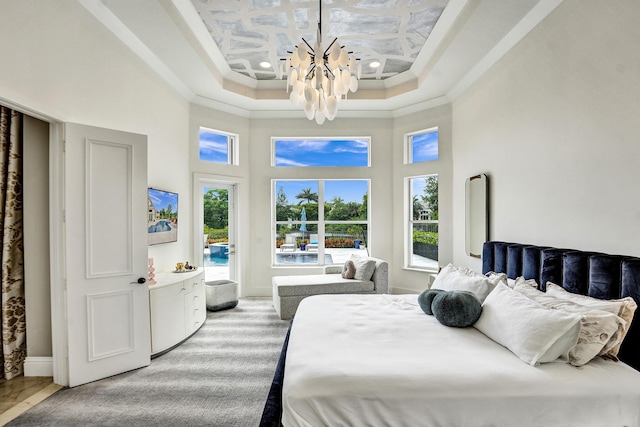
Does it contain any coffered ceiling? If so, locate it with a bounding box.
[81,0,564,118]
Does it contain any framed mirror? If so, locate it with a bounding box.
[465,174,488,258]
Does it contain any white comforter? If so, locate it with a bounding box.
[282,294,640,427]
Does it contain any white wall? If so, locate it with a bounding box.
[452,0,640,270]
[0,0,190,358]
[23,116,51,357]
[7,0,639,364]
[246,117,394,296]
[0,0,191,270]
[393,105,453,293]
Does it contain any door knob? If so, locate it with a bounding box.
[130,277,146,284]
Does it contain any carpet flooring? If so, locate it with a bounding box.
[7,298,290,427]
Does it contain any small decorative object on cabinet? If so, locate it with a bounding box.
[148,257,156,285]
[149,269,205,356]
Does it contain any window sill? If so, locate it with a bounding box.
[404,266,439,274]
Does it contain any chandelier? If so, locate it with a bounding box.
[282,0,361,124]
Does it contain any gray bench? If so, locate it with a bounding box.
[272,257,389,320]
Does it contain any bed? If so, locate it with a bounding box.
[260,241,640,426]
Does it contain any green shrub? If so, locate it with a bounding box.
[205,226,229,242]
[413,230,438,245]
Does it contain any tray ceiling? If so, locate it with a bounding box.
[190,0,449,81]
[84,0,564,118]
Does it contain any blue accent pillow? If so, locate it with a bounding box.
[431,290,483,328]
[418,289,445,315]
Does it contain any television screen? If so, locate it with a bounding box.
[147,188,178,245]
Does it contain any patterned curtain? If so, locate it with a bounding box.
[0,106,26,380]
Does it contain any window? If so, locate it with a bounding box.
[272,138,370,167]
[199,127,238,165]
[407,174,438,270]
[274,179,369,265]
[406,127,438,164]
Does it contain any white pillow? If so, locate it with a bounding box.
[432,264,505,302]
[474,283,582,366]
[514,279,623,366]
[546,282,637,358]
[486,271,510,287]
[349,255,376,281]
[515,277,538,288]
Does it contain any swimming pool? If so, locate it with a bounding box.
[205,243,229,266]
[148,220,173,233]
[276,253,334,265]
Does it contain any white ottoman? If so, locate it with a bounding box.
[205,280,238,311]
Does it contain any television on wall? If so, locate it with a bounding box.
[147,187,178,245]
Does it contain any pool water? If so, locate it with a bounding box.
[204,242,229,266]
[203,250,335,266]
[276,253,334,264]
[148,220,173,233]
[205,255,229,267]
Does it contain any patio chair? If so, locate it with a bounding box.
[280,234,296,252]
[306,234,319,252]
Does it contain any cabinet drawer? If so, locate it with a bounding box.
[185,290,205,333]
[185,278,202,294]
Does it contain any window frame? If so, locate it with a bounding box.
[272,178,370,266]
[199,126,239,165]
[405,174,439,272]
[405,126,438,164]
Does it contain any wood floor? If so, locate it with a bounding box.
[0,376,62,425]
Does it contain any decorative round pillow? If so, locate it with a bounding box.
[341,260,356,279]
[418,289,445,315]
[431,290,482,327]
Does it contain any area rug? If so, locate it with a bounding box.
[8,298,289,426]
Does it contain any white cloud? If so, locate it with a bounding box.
[275,156,309,166]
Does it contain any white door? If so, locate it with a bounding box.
[64,123,150,387]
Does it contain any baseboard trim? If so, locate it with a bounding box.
[24,356,54,377]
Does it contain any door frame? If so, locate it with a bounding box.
[193,173,240,295]
[49,121,69,386]
[2,98,144,386]
[0,96,69,385]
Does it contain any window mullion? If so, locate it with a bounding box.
[318,180,325,261]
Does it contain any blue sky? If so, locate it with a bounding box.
[274,138,369,167]
[199,128,228,163]
[148,188,178,212]
[412,178,426,200]
[412,130,438,162]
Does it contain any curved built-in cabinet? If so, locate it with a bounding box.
[149,270,206,356]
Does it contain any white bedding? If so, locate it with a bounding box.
[282,294,640,427]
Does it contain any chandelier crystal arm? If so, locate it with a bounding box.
[323,38,338,57]
[301,38,314,52]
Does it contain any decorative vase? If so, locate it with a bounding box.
[148,257,157,285]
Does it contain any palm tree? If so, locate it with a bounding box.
[295,188,318,205]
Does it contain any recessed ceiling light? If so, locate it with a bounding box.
[259,61,272,69]
[370,61,381,68]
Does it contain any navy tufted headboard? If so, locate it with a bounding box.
[482,241,640,371]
